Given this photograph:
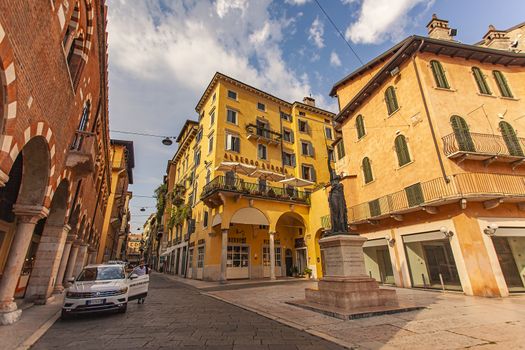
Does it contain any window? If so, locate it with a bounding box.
[226,133,240,152]
[325,127,333,140]
[227,245,249,267]
[405,183,424,207]
[188,248,194,269]
[450,115,475,152]
[208,134,214,153]
[188,191,195,206]
[394,135,411,166]
[258,144,267,160]
[227,109,237,124]
[212,92,216,102]
[472,67,491,95]
[493,70,513,98]
[205,169,211,184]
[369,199,381,217]
[283,128,294,143]
[336,140,345,159]
[299,111,305,116]
[430,60,450,89]
[257,102,266,111]
[362,157,373,184]
[203,211,209,227]
[227,90,237,100]
[298,119,309,133]
[281,112,292,122]
[210,110,215,126]
[385,86,399,115]
[328,149,334,162]
[196,128,203,143]
[356,114,365,139]
[301,164,316,181]
[193,148,201,166]
[263,246,282,267]
[283,152,296,167]
[499,121,524,156]
[197,246,204,268]
[301,141,314,157]
[71,101,90,150]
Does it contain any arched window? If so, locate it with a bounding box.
[499,121,523,156]
[356,115,366,139]
[450,115,475,152]
[394,135,411,166]
[71,101,90,150]
[493,70,513,98]
[472,67,491,95]
[430,60,449,89]
[362,157,373,184]
[385,86,399,115]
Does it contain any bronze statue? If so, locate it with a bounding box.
[325,153,354,236]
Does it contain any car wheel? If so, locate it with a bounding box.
[61,310,70,320]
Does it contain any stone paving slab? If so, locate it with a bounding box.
[32,274,346,350]
[205,279,525,349]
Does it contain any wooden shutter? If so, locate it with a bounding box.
[395,135,410,166]
[291,154,296,167]
[499,121,523,156]
[493,71,513,98]
[385,87,399,115]
[356,115,365,139]
[450,115,475,152]
[430,60,449,89]
[362,157,373,183]
[311,167,316,182]
[309,143,315,157]
[405,183,424,207]
[368,199,381,217]
[290,130,295,143]
[472,67,491,95]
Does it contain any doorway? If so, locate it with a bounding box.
[296,248,307,275]
[285,249,293,276]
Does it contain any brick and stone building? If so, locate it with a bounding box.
[0,0,113,324]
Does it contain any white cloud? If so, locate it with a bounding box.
[345,0,432,44]
[216,0,248,18]
[285,0,310,5]
[341,0,359,4]
[308,16,324,49]
[330,51,342,67]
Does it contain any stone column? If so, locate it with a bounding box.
[219,228,228,284]
[54,233,76,293]
[73,244,89,277]
[64,243,80,286]
[269,232,276,280]
[25,224,71,304]
[0,205,48,325]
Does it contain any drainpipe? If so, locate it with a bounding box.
[412,39,449,183]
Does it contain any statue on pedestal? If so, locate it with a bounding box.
[325,155,353,236]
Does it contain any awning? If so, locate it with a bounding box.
[402,230,445,243]
[160,246,176,257]
[215,162,256,176]
[494,227,525,237]
[363,238,388,248]
[248,169,286,182]
[279,177,314,187]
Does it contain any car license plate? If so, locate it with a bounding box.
[86,299,105,305]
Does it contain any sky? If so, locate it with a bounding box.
[106,0,525,232]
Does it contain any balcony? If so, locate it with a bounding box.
[201,175,310,207]
[246,124,281,145]
[349,173,525,224]
[442,132,525,168]
[65,130,96,177]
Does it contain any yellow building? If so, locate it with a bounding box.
[160,72,337,281]
[98,140,134,263]
[331,16,525,296]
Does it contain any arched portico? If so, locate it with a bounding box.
[274,212,308,278]
[0,136,50,324]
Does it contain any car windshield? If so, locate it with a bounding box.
[76,266,125,281]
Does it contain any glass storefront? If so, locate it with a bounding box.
[226,245,249,279]
[363,239,395,285]
[403,231,462,291]
[492,233,525,293]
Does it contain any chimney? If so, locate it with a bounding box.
[426,14,454,41]
[481,25,510,50]
[303,96,315,107]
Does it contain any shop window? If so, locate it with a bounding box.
[263,246,282,267]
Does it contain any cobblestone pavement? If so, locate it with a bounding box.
[33,273,344,350]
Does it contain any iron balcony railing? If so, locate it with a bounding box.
[442,132,525,158]
[201,175,310,204]
[246,124,282,144]
[349,172,525,223]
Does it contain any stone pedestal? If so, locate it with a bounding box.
[288,234,418,319]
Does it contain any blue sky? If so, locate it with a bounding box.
[106,0,525,232]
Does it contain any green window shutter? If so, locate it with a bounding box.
[472,67,491,95]
[385,87,399,115]
[395,135,411,166]
[356,115,365,139]
[430,60,450,89]
[499,121,524,156]
[369,199,381,217]
[362,157,373,183]
[493,71,513,98]
[450,115,475,152]
[405,183,424,207]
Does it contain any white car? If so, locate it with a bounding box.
[61,264,149,319]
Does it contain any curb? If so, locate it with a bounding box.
[15,310,61,350]
[204,292,356,350]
